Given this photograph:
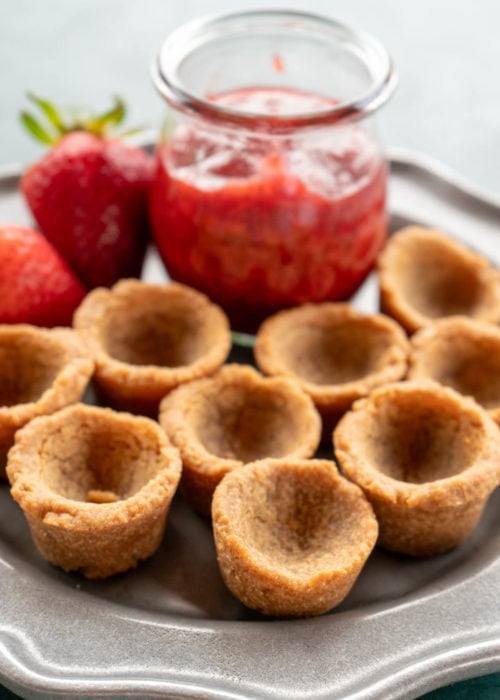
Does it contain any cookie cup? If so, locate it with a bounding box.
[254,303,409,436]
[0,325,93,477]
[378,226,500,334]
[212,458,378,618]
[408,316,500,426]
[7,403,182,578]
[73,279,231,416]
[159,364,321,516]
[334,381,500,556]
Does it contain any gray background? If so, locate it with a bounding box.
[1,0,500,196]
[0,4,499,698]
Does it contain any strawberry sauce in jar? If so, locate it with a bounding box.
[151,11,397,332]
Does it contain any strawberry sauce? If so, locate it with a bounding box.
[150,88,388,332]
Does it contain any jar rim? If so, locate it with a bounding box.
[152,9,398,130]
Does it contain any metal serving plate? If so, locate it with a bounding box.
[0,149,499,700]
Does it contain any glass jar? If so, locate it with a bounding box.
[151,9,397,333]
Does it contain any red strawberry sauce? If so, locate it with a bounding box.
[150,87,388,332]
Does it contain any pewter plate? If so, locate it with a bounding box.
[0,149,499,700]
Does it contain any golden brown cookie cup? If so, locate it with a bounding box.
[0,325,93,477]
[7,403,182,578]
[254,303,409,437]
[73,279,231,416]
[378,226,500,334]
[159,364,321,517]
[212,458,378,618]
[408,316,500,426]
[334,381,500,556]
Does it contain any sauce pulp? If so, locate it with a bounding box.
[150,88,388,332]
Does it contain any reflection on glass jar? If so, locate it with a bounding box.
[151,10,397,333]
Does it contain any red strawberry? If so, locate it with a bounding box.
[0,224,86,326]
[20,95,153,289]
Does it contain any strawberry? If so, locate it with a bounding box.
[0,224,86,326]
[20,95,153,289]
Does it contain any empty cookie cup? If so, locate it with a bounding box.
[254,303,409,436]
[212,458,378,618]
[159,364,321,516]
[408,316,500,426]
[7,403,182,578]
[73,279,231,416]
[0,325,93,477]
[334,381,500,556]
[378,226,500,334]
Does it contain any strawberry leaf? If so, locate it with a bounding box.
[119,127,146,138]
[20,94,137,145]
[20,112,57,145]
[27,93,66,133]
[87,96,126,135]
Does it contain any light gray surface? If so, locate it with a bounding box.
[1,0,500,195]
[0,154,499,699]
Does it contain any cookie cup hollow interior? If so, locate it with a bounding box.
[334,381,500,556]
[254,302,409,436]
[211,458,378,618]
[378,226,500,334]
[7,403,182,578]
[73,279,231,416]
[0,325,94,477]
[159,364,321,516]
[408,316,500,426]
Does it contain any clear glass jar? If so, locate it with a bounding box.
[151,9,397,332]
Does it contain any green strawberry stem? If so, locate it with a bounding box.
[20,94,129,144]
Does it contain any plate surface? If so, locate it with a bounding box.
[0,150,499,700]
